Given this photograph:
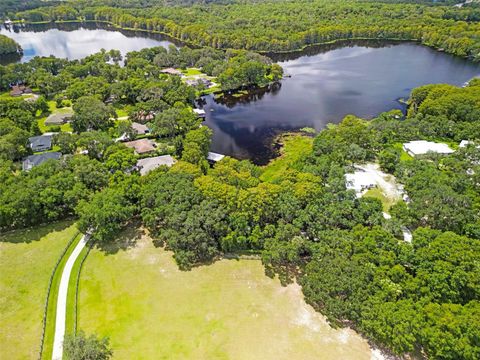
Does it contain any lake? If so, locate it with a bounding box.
[1,25,479,164]
[202,40,480,164]
[0,22,178,64]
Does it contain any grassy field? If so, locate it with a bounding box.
[182,68,203,76]
[364,187,398,212]
[0,221,77,360]
[260,134,313,183]
[78,229,374,360]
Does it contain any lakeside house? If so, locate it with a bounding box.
[10,85,32,97]
[403,140,454,157]
[207,152,225,163]
[124,139,157,154]
[193,109,206,118]
[132,122,150,135]
[45,111,74,126]
[186,78,213,88]
[22,152,62,171]
[161,68,183,76]
[136,155,176,175]
[28,134,53,152]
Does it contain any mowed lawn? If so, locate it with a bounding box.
[0,221,77,360]
[79,230,373,360]
[260,134,313,183]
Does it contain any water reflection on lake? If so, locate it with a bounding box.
[0,22,177,64]
[202,41,480,164]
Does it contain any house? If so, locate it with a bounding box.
[403,140,454,157]
[28,135,52,152]
[161,68,183,76]
[105,94,118,104]
[185,78,213,88]
[124,139,157,154]
[132,122,150,135]
[22,152,62,171]
[10,85,33,97]
[193,109,206,118]
[10,86,23,97]
[207,152,225,163]
[136,155,176,175]
[44,112,74,126]
[459,140,480,148]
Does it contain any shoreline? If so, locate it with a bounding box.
[3,19,476,62]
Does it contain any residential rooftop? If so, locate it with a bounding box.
[207,152,225,162]
[161,68,183,76]
[29,134,52,152]
[131,122,150,135]
[45,111,74,126]
[124,139,157,154]
[22,152,62,171]
[403,140,454,156]
[136,155,176,175]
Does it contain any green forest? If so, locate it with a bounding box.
[0,34,21,55]
[0,0,479,359]
[1,45,479,357]
[6,0,480,58]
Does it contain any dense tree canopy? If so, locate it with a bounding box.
[64,331,113,360]
[0,5,479,356]
[0,34,21,55]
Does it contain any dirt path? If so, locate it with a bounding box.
[51,234,89,360]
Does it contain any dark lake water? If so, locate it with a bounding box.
[201,41,480,163]
[1,25,479,164]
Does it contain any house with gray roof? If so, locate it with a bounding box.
[22,152,62,171]
[45,111,74,126]
[28,135,53,152]
[136,155,176,175]
[132,122,150,135]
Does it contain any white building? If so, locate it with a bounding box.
[403,140,454,157]
[193,108,206,117]
[459,140,480,149]
[207,152,225,163]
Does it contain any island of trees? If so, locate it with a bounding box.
[0,34,21,55]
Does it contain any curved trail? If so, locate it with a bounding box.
[51,234,89,360]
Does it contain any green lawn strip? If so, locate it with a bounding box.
[260,134,313,183]
[41,232,83,360]
[65,244,90,336]
[363,187,398,212]
[392,143,414,162]
[115,107,130,118]
[182,67,203,76]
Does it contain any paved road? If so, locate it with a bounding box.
[52,234,89,360]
